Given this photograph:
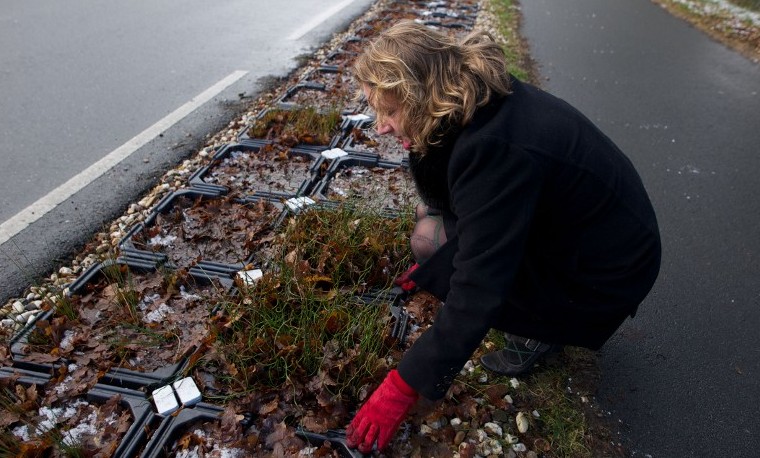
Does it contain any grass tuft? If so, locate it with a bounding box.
[204,202,413,403]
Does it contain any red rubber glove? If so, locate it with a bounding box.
[393,263,419,292]
[346,369,418,453]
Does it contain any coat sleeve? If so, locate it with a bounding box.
[398,138,547,400]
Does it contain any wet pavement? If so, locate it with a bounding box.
[521,0,760,456]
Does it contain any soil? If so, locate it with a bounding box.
[131,195,282,268]
[303,68,363,114]
[19,265,226,383]
[324,165,417,211]
[201,144,316,196]
[1,380,133,457]
[245,107,343,148]
[167,413,349,457]
[281,87,339,112]
[344,126,408,164]
[353,11,420,39]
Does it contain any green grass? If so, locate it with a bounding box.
[202,202,414,403]
[525,367,592,457]
[484,0,536,84]
[729,0,760,11]
[249,105,343,146]
[471,331,604,457]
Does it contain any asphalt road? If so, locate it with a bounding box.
[0,0,373,303]
[521,0,760,456]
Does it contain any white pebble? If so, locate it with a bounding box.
[12,301,25,314]
[532,410,540,418]
[487,440,502,455]
[427,418,446,430]
[516,412,529,433]
[483,422,503,437]
[504,395,513,404]
[1,319,15,328]
[513,443,527,452]
[505,433,518,444]
[478,373,488,383]
[509,378,520,388]
[478,439,503,456]
[58,267,73,276]
[450,417,462,427]
[419,424,434,435]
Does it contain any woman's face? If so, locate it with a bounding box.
[362,84,412,150]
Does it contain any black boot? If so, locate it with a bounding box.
[480,334,561,376]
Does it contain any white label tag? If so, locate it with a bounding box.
[152,385,179,415]
[344,113,371,122]
[173,377,202,407]
[237,269,263,286]
[321,148,348,159]
[285,197,316,211]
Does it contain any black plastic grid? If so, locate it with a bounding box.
[295,428,366,458]
[88,383,159,458]
[139,402,223,458]
[188,141,322,197]
[0,366,158,458]
[301,66,367,116]
[9,257,231,386]
[236,105,351,149]
[311,154,416,215]
[360,286,410,348]
[0,365,51,386]
[318,48,359,72]
[118,188,287,272]
[5,257,155,375]
[335,115,411,167]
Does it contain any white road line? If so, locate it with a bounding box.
[287,0,357,40]
[0,70,248,246]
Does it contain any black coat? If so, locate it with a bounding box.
[398,77,661,401]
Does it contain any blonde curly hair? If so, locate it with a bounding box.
[353,20,511,154]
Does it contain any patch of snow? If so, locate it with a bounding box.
[672,0,760,25]
[175,445,202,458]
[180,285,201,301]
[220,448,245,458]
[60,330,76,351]
[144,302,172,323]
[149,234,177,247]
[62,411,99,446]
[139,293,162,311]
[13,399,91,440]
[12,425,31,441]
[172,428,244,458]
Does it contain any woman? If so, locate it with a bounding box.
[345,21,661,453]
